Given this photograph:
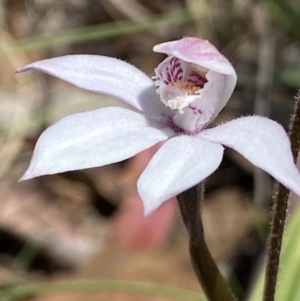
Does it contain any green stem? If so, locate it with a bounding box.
[263,90,300,301]
[0,279,203,301]
[177,185,237,301]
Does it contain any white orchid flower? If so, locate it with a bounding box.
[17,37,300,215]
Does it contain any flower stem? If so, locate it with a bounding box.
[263,90,300,301]
[177,185,237,301]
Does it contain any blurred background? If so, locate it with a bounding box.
[1,0,300,300]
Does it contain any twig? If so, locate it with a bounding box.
[263,90,300,301]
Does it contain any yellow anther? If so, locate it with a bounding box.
[170,79,201,95]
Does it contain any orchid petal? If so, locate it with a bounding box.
[138,136,224,215]
[153,37,236,76]
[153,37,237,131]
[21,107,174,180]
[199,116,300,196]
[16,55,172,120]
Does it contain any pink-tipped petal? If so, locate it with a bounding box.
[16,55,171,120]
[153,38,237,131]
[153,37,236,76]
[138,136,224,215]
[199,116,300,196]
[20,107,174,180]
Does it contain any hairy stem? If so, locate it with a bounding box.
[263,90,300,301]
[177,185,237,301]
